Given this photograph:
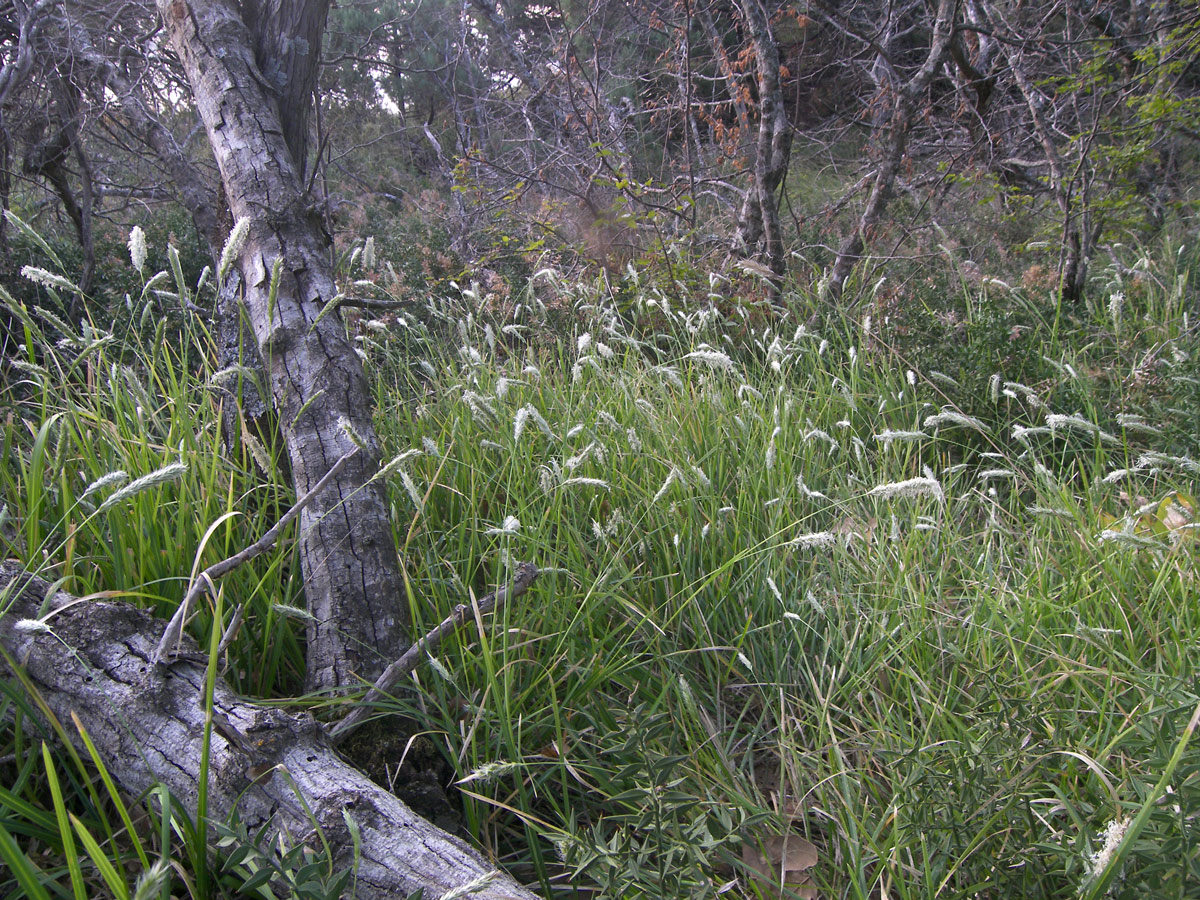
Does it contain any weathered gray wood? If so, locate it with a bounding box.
[0,564,540,900]
[154,0,409,691]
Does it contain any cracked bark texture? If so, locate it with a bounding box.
[155,0,408,691]
[0,566,537,900]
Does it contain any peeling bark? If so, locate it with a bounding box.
[154,0,409,691]
[0,564,539,900]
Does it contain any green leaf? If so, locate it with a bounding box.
[71,812,130,900]
[42,743,87,900]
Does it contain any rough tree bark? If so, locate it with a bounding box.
[0,565,538,900]
[154,0,409,692]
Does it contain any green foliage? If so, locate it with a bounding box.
[213,820,357,900]
[555,709,766,898]
[347,238,1200,897]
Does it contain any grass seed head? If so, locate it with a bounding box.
[868,475,945,504]
[128,226,148,274]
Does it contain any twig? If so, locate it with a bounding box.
[330,562,539,743]
[153,448,360,665]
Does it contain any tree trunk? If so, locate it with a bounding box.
[0,565,539,900]
[65,23,271,434]
[735,0,793,291]
[826,0,957,301]
[990,9,1091,303]
[155,0,408,692]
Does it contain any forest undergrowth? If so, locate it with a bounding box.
[1,222,1199,899]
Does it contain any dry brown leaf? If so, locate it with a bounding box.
[742,833,819,899]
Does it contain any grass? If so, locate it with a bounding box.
[1,225,1199,898]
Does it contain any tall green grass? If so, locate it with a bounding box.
[1,229,1198,898]
[355,252,1200,898]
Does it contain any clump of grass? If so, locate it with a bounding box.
[0,228,306,696]
[346,246,1200,897]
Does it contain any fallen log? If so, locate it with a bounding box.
[0,563,540,900]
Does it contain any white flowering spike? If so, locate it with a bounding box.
[81,470,129,500]
[868,475,945,504]
[1027,506,1072,518]
[98,462,188,512]
[765,426,780,470]
[874,429,928,448]
[363,236,375,270]
[652,467,680,504]
[655,365,684,389]
[218,218,250,280]
[796,477,827,499]
[400,471,424,510]
[485,515,521,536]
[373,450,422,483]
[1045,413,1117,443]
[767,577,783,603]
[790,531,839,549]
[438,869,501,900]
[1149,452,1200,474]
[565,442,595,470]
[1115,414,1161,435]
[1086,817,1129,884]
[128,226,147,273]
[338,416,368,449]
[558,476,609,490]
[22,266,80,295]
[462,391,497,423]
[978,468,1015,480]
[923,410,985,432]
[514,407,530,444]
[684,349,734,372]
[1097,528,1167,551]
